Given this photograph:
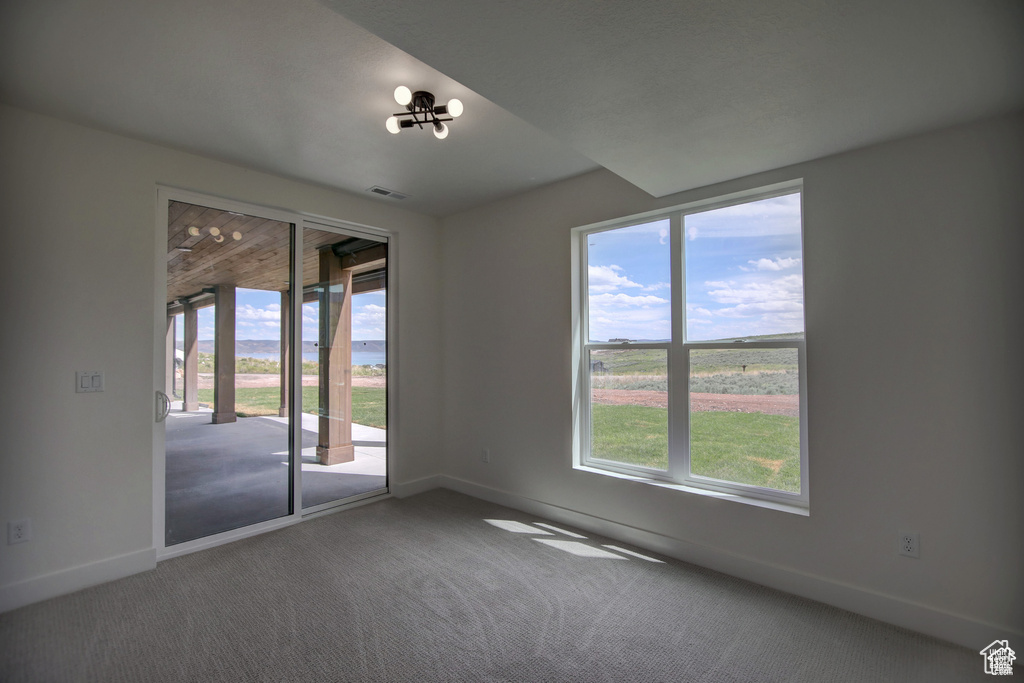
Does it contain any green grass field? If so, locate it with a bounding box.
[590,404,799,493]
[591,347,798,376]
[196,386,386,428]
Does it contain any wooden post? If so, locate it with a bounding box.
[278,290,290,418]
[212,285,236,424]
[165,315,176,399]
[182,302,199,411]
[317,250,354,464]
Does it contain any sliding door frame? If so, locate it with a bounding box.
[152,186,398,561]
[298,217,393,516]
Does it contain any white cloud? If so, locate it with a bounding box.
[658,227,668,245]
[685,193,801,238]
[237,304,281,321]
[590,311,670,341]
[748,257,801,271]
[353,304,386,328]
[642,282,670,292]
[714,301,804,318]
[588,292,670,341]
[687,273,805,339]
[687,305,713,318]
[588,265,642,293]
[705,274,803,305]
[590,293,668,307]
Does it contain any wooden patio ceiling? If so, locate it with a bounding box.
[166,201,383,304]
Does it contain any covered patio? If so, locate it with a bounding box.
[164,404,385,545]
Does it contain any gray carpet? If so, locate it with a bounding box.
[0,490,987,682]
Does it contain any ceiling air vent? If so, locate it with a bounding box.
[367,186,409,200]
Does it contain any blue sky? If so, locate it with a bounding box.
[178,288,386,343]
[587,193,803,342]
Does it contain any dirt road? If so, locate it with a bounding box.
[197,373,386,389]
[197,374,790,415]
[591,389,798,417]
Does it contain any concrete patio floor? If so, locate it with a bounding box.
[165,403,386,546]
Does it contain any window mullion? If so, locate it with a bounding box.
[667,212,688,481]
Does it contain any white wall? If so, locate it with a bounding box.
[439,114,1024,647]
[2,101,1021,650]
[0,105,443,601]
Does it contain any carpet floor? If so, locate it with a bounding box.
[0,489,987,682]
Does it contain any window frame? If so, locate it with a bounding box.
[572,181,808,512]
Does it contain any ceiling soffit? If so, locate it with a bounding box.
[0,0,597,217]
[324,0,1024,197]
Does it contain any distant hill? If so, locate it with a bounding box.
[177,339,386,354]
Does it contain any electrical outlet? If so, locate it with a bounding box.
[481,448,491,463]
[8,519,33,545]
[898,531,919,558]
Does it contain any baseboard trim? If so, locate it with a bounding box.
[0,548,156,614]
[439,475,1022,650]
[391,474,442,498]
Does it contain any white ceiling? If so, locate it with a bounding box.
[0,0,598,216]
[2,0,1022,216]
[324,0,1024,197]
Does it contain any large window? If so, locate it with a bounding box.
[574,184,808,510]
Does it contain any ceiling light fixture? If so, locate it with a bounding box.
[182,225,242,247]
[386,86,463,140]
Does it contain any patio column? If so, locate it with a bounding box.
[182,302,199,411]
[278,290,290,418]
[165,315,176,398]
[317,249,354,465]
[212,284,236,424]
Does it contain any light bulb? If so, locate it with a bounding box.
[433,122,449,140]
[394,86,412,106]
[213,234,224,243]
[187,226,200,236]
[232,231,242,241]
[385,116,401,134]
[208,227,221,236]
[447,99,463,118]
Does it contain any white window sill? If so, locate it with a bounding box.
[575,464,810,516]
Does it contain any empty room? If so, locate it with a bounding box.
[1,0,1021,680]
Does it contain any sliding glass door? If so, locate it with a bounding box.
[158,192,391,553]
[299,224,388,512]
[163,201,295,546]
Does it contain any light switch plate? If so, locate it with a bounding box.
[76,371,104,393]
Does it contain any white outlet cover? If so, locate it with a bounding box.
[8,519,33,544]
[898,531,920,558]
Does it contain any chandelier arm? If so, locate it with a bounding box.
[387,88,460,136]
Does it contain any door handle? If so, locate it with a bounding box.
[155,390,171,423]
